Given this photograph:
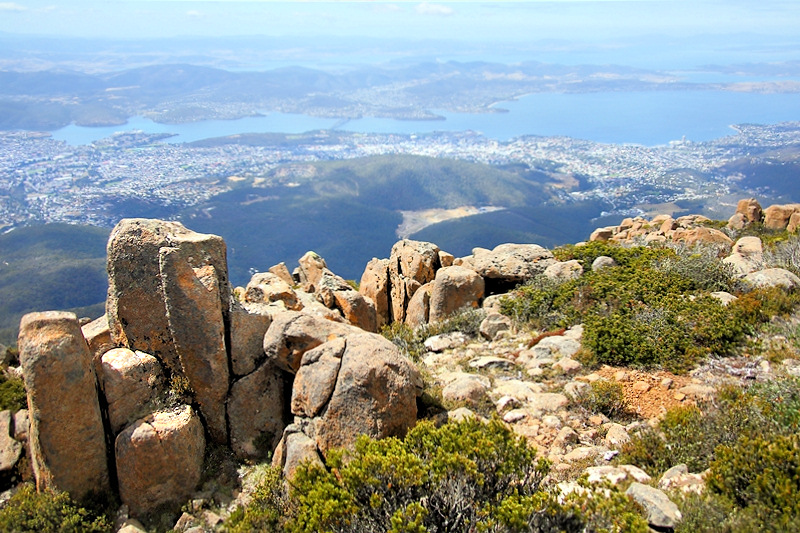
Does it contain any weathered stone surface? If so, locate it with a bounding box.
[228,362,286,460]
[604,423,631,448]
[442,373,489,406]
[405,282,432,327]
[736,198,763,225]
[268,262,295,285]
[116,406,205,518]
[359,258,391,329]
[297,251,327,292]
[333,290,378,332]
[744,267,800,289]
[724,236,764,276]
[591,255,617,270]
[13,409,28,442]
[244,272,300,310]
[313,333,421,457]
[229,303,272,377]
[18,311,110,499]
[463,243,555,284]
[532,335,581,359]
[677,227,733,247]
[160,246,229,444]
[295,291,347,322]
[100,348,164,434]
[429,266,484,323]
[315,269,353,309]
[0,410,21,472]
[275,425,324,479]
[789,212,800,233]
[711,291,737,305]
[263,311,358,374]
[291,338,346,418]
[590,227,614,241]
[625,482,682,529]
[106,219,230,375]
[81,316,113,373]
[424,332,469,353]
[543,260,583,281]
[764,203,800,230]
[479,312,512,340]
[390,239,441,285]
[526,392,569,414]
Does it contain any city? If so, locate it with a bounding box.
[1,121,799,231]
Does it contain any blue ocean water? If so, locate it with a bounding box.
[50,89,800,147]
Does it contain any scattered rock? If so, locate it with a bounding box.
[744,268,800,289]
[424,332,469,353]
[428,266,484,323]
[479,313,512,340]
[625,482,682,529]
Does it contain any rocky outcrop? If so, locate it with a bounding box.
[100,348,164,434]
[115,406,205,517]
[458,243,555,293]
[106,219,230,377]
[723,236,763,276]
[160,246,229,444]
[744,267,800,289]
[388,240,442,324]
[429,266,484,323]
[244,272,300,310]
[227,362,286,461]
[764,203,800,230]
[359,258,391,329]
[728,198,763,229]
[18,311,110,500]
[278,332,421,465]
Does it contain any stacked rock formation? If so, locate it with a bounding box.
[16,219,421,519]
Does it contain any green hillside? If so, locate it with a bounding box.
[182,154,560,283]
[0,224,109,345]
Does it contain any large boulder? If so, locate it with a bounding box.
[625,482,682,529]
[115,406,205,518]
[0,410,22,473]
[299,333,421,458]
[229,302,272,377]
[160,245,229,444]
[359,258,391,329]
[296,251,327,292]
[744,268,800,289]
[723,236,764,276]
[388,240,441,323]
[676,227,733,247]
[263,311,359,374]
[227,362,287,460]
[18,311,110,499]
[106,219,230,376]
[728,198,763,229]
[244,272,300,310]
[99,348,165,434]
[429,266,485,323]
[405,282,433,327]
[764,203,800,230]
[460,243,555,292]
[333,289,378,333]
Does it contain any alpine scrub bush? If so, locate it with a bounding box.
[572,379,628,419]
[0,484,113,533]
[382,308,486,362]
[243,418,648,533]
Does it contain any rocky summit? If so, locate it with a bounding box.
[5,198,800,531]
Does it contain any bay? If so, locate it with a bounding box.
[50,90,800,147]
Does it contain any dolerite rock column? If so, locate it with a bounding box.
[18,311,110,500]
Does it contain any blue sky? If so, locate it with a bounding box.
[1,1,799,41]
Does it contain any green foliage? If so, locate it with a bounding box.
[707,433,800,530]
[0,371,27,412]
[227,465,287,533]
[619,377,800,476]
[502,239,798,372]
[572,379,628,419]
[0,484,112,533]
[382,308,486,362]
[236,419,647,533]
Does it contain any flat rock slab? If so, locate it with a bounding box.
[626,482,682,529]
[468,355,516,370]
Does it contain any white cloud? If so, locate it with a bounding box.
[415,2,454,16]
[0,2,26,12]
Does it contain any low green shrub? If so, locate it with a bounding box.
[572,379,628,419]
[382,308,486,362]
[235,418,648,533]
[0,484,113,533]
[0,371,27,412]
[618,377,800,476]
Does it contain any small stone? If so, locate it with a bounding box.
[588,415,605,426]
[760,360,771,373]
[614,370,627,381]
[633,381,651,393]
[660,378,673,390]
[553,358,582,374]
[495,395,520,413]
[468,355,516,370]
[503,410,528,423]
[673,392,686,401]
[542,415,562,428]
[625,482,682,529]
[424,332,469,353]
